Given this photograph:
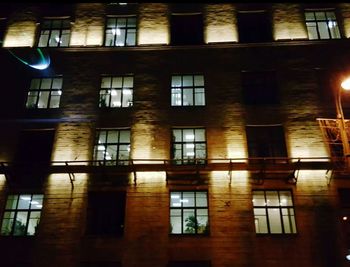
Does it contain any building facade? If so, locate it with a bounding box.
[0,2,350,267]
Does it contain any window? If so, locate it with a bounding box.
[170,14,203,45]
[241,71,279,105]
[246,125,288,163]
[171,128,206,165]
[38,18,70,47]
[86,191,126,236]
[237,11,272,43]
[305,10,341,40]
[99,76,133,108]
[105,16,137,46]
[171,75,205,106]
[26,77,63,109]
[253,190,297,234]
[93,129,130,165]
[170,191,209,235]
[0,194,43,236]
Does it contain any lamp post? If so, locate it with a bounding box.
[335,77,350,168]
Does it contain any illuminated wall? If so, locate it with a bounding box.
[138,3,169,45]
[70,3,105,46]
[3,20,36,47]
[204,4,238,43]
[340,3,350,38]
[272,3,308,40]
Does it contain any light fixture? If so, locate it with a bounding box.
[343,216,348,221]
[341,78,350,91]
[346,249,350,261]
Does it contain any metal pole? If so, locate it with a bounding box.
[335,87,350,168]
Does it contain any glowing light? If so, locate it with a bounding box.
[8,48,50,70]
[98,145,105,151]
[343,216,348,221]
[341,78,350,91]
[185,134,195,140]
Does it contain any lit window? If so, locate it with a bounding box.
[171,75,205,106]
[38,19,71,47]
[26,77,63,109]
[171,128,206,165]
[105,17,137,46]
[99,76,133,108]
[93,129,130,165]
[170,191,209,235]
[0,194,44,236]
[253,190,297,234]
[86,191,126,236]
[305,10,341,40]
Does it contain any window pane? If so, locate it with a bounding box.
[172,76,182,87]
[305,12,315,21]
[194,75,204,86]
[183,88,193,106]
[126,30,136,46]
[30,79,40,89]
[279,191,293,206]
[30,195,43,209]
[38,33,49,47]
[183,76,193,86]
[123,76,133,87]
[18,195,31,209]
[282,208,296,234]
[173,129,182,142]
[52,78,62,89]
[49,95,60,108]
[182,192,195,207]
[101,77,111,88]
[112,77,123,88]
[315,12,326,20]
[122,89,133,107]
[254,208,268,233]
[306,23,318,40]
[38,91,50,108]
[127,18,136,27]
[105,33,114,46]
[268,208,282,233]
[6,195,18,209]
[253,191,266,206]
[196,192,207,207]
[41,78,52,89]
[1,212,15,235]
[317,22,330,39]
[107,131,119,143]
[172,88,182,106]
[197,209,208,234]
[13,212,28,236]
[170,209,181,234]
[195,88,205,105]
[117,18,127,27]
[119,130,130,142]
[111,90,121,107]
[329,21,341,39]
[27,211,41,235]
[266,191,279,206]
[195,129,205,141]
[171,192,181,207]
[183,129,194,141]
[183,209,195,234]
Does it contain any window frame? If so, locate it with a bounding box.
[0,193,44,236]
[252,189,297,234]
[169,190,209,235]
[171,128,207,165]
[104,15,137,47]
[99,75,134,108]
[171,74,205,107]
[25,76,63,109]
[93,128,131,165]
[37,17,71,47]
[304,9,341,40]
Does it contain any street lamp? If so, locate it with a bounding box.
[335,77,350,168]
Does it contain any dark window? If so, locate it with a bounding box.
[241,71,279,105]
[14,130,55,165]
[170,191,209,235]
[237,11,272,43]
[305,10,341,40]
[168,261,211,267]
[339,188,350,208]
[38,19,70,47]
[253,190,297,234]
[246,125,288,162]
[171,128,206,165]
[171,14,203,45]
[105,16,137,46]
[86,191,126,236]
[0,194,44,236]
